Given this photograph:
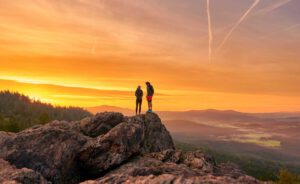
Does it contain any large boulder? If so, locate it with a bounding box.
[0,123,89,184]
[78,113,175,178]
[78,122,143,177]
[80,112,124,137]
[0,159,48,184]
[127,113,175,152]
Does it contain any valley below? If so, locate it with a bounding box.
[158,110,300,180]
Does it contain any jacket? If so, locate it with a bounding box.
[147,85,154,96]
[135,88,143,100]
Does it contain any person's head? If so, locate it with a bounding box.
[146,81,150,86]
[137,85,141,89]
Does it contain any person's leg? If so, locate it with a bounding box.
[147,99,150,111]
[147,96,151,112]
[146,101,149,112]
[139,100,142,114]
[136,99,138,115]
[148,96,152,111]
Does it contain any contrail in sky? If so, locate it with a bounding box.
[206,0,213,62]
[217,0,260,52]
[256,0,293,15]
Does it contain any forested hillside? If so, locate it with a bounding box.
[0,91,91,132]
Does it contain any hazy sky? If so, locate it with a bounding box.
[0,0,299,112]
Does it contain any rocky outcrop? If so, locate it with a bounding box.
[79,112,175,152]
[80,112,124,137]
[0,122,89,183]
[0,131,14,146]
[217,162,248,179]
[0,112,174,183]
[79,123,143,177]
[0,112,263,184]
[0,159,47,184]
[150,149,216,173]
[78,113,175,178]
[127,113,175,153]
[80,151,260,184]
[82,174,261,184]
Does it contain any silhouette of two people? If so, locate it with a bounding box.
[135,82,154,115]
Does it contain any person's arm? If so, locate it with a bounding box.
[147,87,150,96]
[149,86,154,96]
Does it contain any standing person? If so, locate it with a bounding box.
[146,81,154,112]
[135,85,143,115]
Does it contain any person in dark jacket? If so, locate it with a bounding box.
[135,85,143,115]
[145,82,154,112]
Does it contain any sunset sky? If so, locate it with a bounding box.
[0,0,299,112]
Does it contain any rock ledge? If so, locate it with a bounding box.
[0,112,263,184]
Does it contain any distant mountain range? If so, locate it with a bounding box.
[87,105,300,123]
